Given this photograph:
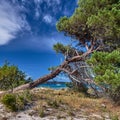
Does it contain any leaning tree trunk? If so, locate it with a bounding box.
[13,48,93,92]
[0,43,99,95]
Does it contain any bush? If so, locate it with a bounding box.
[1,94,17,111]
[1,91,33,111]
[0,62,33,91]
[65,82,73,88]
[39,107,45,118]
[47,99,59,108]
[66,82,88,94]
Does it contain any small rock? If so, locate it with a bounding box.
[101,104,106,108]
[104,113,110,119]
[91,114,103,119]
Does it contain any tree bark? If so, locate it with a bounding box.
[12,46,95,92]
[0,43,98,96]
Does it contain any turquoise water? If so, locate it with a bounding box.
[37,83,67,89]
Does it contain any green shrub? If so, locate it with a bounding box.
[65,82,73,88]
[0,62,33,91]
[47,99,59,108]
[17,90,33,103]
[1,94,17,111]
[16,91,33,110]
[66,82,88,95]
[67,109,75,116]
[1,91,33,111]
[111,114,119,120]
[39,107,45,118]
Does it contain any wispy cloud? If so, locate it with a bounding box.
[0,0,76,51]
[43,0,61,7]
[26,32,71,51]
[35,8,40,19]
[34,0,61,19]
[43,14,57,26]
[0,0,30,45]
[34,0,42,4]
[34,0,42,19]
[43,14,52,23]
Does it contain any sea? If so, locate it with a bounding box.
[37,82,67,89]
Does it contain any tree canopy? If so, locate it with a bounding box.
[56,0,120,51]
[87,50,120,103]
[54,0,120,100]
[0,62,32,91]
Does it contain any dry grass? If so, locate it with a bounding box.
[31,88,120,118]
[0,88,120,119]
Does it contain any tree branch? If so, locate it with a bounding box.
[12,47,94,92]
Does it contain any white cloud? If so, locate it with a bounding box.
[27,32,71,51]
[34,0,42,4]
[43,14,52,23]
[0,0,30,45]
[43,0,61,6]
[43,14,57,25]
[34,0,42,19]
[35,8,40,18]
[34,0,61,19]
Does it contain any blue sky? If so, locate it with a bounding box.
[0,0,78,81]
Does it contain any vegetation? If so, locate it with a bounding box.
[1,93,17,111]
[47,99,59,108]
[87,50,120,104]
[57,0,120,50]
[0,88,120,119]
[0,62,33,91]
[54,0,120,101]
[0,0,119,110]
[8,0,119,95]
[1,90,33,111]
[39,107,45,118]
[0,0,120,119]
[27,89,120,119]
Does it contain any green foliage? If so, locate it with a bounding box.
[65,82,73,88]
[16,90,33,110]
[57,0,120,48]
[0,62,33,90]
[1,94,17,111]
[66,82,88,94]
[47,99,59,108]
[87,1,120,40]
[87,50,120,102]
[67,109,75,116]
[53,42,71,55]
[56,0,120,100]
[110,114,119,120]
[39,107,45,118]
[53,42,82,58]
[48,66,58,72]
[1,91,33,111]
